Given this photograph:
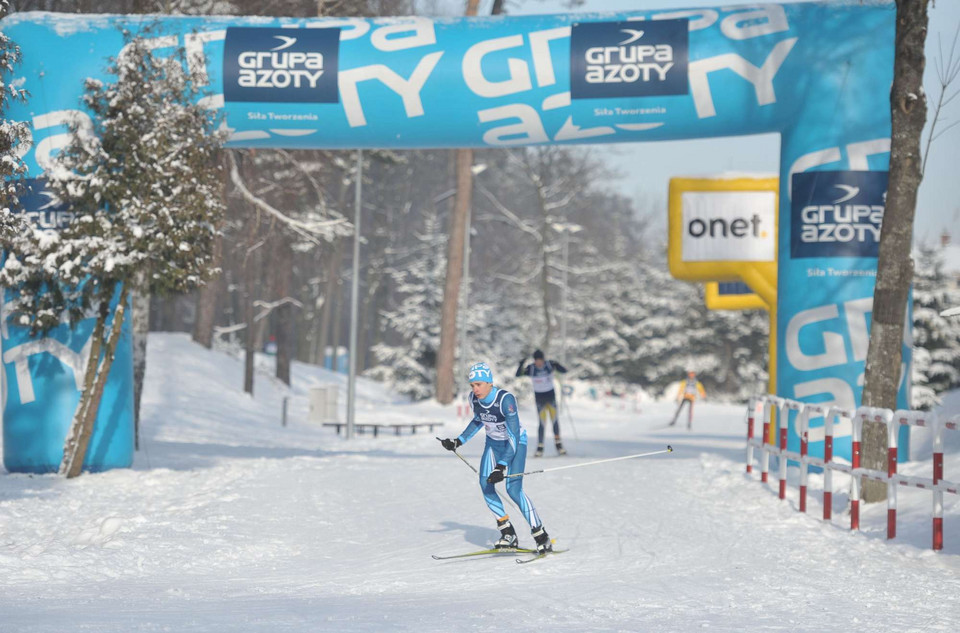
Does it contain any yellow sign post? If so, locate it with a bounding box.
[668,176,778,442]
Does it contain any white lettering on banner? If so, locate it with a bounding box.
[185,30,226,86]
[846,138,891,170]
[651,10,719,32]
[844,297,873,362]
[339,51,443,127]
[689,37,797,118]
[553,116,615,141]
[680,191,776,262]
[2,337,92,405]
[787,139,890,199]
[793,377,855,441]
[117,34,177,64]
[719,5,789,40]
[785,304,846,371]
[237,50,326,89]
[478,103,549,145]
[529,27,570,87]
[33,110,95,174]
[462,35,531,98]
[370,17,436,52]
[463,28,569,98]
[305,18,369,40]
[583,43,675,84]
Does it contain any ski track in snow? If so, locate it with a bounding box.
[0,333,957,632]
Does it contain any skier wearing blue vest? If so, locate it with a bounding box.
[516,349,568,457]
[438,362,553,554]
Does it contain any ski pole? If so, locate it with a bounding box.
[506,445,673,478]
[436,437,478,474]
[560,385,579,441]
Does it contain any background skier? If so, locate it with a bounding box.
[669,371,706,429]
[516,349,568,457]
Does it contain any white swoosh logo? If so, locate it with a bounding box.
[618,29,644,45]
[271,36,297,51]
[38,191,59,211]
[833,184,860,204]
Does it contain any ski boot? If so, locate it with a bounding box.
[534,444,544,458]
[555,441,567,456]
[532,525,552,554]
[495,516,519,549]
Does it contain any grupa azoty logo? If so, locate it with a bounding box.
[223,27,340,103]
[790,171,888,258]
[680,190,776,262]
[570,19,689,99]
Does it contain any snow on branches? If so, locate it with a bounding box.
[0,33,226,334]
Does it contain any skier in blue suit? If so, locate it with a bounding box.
[439,362,553,554]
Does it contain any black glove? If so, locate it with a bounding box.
[486,464,506,484]
[439,437,461,451]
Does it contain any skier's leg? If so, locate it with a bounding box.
[669,400,684,426]
[505,432,542,529]
[478,444,507,518]
[535,398,546,456]
[687,400,694,430]
[547,397,566,454]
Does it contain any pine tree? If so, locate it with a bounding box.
[912,244,960,406]
[0,0,30,237]
[0,34,225,477]
[368,210,447,400]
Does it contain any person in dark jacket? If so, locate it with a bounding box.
[516,349,568,457]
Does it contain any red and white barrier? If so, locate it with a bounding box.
[745,395,959,551]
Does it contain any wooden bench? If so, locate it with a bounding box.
[322,422,443,437]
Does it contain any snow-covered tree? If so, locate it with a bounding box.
[0,35,225,477]
[0,0,30,236]
[912,244,960,406]
[368,210,446,400]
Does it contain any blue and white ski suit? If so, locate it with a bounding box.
[456,387,542,529]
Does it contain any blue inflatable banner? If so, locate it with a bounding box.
[0,2,907,470]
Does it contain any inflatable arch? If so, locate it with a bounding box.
[1,2,909,471]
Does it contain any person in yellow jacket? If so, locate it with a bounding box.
[668,371,706,429]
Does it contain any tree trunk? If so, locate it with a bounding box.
[436,147,474,404]
[61,285,130,478]
[275,236,294,386]
[193,231,222,348]
[131,275,149,452]
[861,0,929,503]
[537,179,553,351]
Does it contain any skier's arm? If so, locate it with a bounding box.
[697,382,706,399]
[498,394,521,466]
[515,359,528,377]
[552,360,568,373]
[457,417,483,445]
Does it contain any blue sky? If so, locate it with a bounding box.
[434,0,960,245]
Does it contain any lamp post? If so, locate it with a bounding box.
[346,149,363,440]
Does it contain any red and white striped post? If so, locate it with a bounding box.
[778,401,789,500]
[799,406,809,513]
[850,413,862,531]
[885,410,897,540]
[933,414,945,551]
[823,407,835,522]
[746,398,757,474]
[761,399,771,484]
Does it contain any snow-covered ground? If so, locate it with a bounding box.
[0,333,958,632]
